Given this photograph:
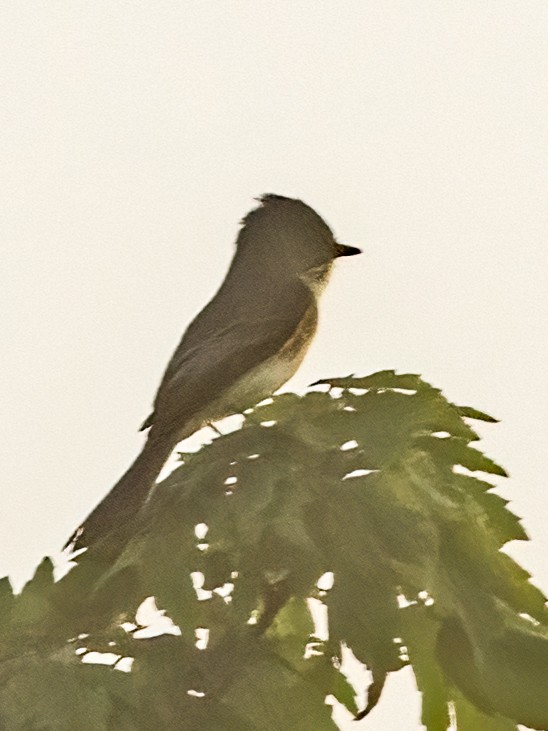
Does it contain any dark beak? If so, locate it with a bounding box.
[335,243,362,257]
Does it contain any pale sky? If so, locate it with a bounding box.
[1,2,546,728]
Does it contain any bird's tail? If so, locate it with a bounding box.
[65,429,175,551]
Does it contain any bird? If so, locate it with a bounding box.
[67,194,361,551]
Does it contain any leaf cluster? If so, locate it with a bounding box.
[0,371,546,730]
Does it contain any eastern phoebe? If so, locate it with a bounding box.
[69,194,361,549]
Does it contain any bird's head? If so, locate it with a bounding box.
[236,194,361,286]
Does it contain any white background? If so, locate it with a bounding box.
[1,2,546,728]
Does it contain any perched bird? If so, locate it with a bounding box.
[68,194,361,550]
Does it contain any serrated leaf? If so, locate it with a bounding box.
[313,370,428,392]
[457,405,499,423]
[14,557,57,628]
[0,576,14,630]
[355,669,387,720]
[400,605,451,731]
[331,669,359,716]
[415,435,508,476]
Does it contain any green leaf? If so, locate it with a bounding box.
[14,557,56,628]
[266,597,314,667]
[414,435,508,476]
[313,370,428,392]
[0,659,112,731]
[355,669,387,720]
[400,605,451,731]
[452,690,518,731]
[330,668,359,716]
[0,576,14,631]
[457,405,499,423]
[221,652,338,731]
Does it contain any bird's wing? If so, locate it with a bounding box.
[145,282,316,433]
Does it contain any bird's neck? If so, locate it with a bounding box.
[298,261,334,298]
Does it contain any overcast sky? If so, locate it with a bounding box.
[1,2,546,728]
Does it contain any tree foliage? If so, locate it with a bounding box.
[1,372,547,730]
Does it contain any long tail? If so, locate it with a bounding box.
[66,429,175,551]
